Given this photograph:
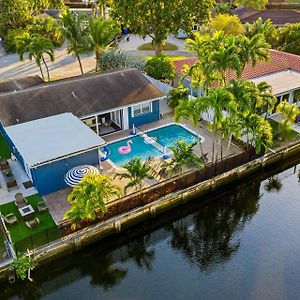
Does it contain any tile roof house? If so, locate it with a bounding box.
[233,7,300,26]
[173,50,300,103]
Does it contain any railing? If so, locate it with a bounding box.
[0,215,15,264]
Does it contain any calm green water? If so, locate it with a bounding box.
[1,160,300,300]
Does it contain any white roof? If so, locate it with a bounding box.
[250,70,300,95]
[6,113,106,167]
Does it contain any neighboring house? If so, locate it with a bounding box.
[0,69,167,195]
[173,50,300,106]
[233,6,300,26]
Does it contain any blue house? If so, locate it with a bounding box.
[0,69,167,195]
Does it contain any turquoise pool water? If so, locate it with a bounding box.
[107,124,198,167]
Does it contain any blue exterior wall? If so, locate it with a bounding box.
[30,149,99,196]
[128,100,160,128]
[181,78,204,97]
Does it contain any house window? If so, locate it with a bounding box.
[132,102,152,117]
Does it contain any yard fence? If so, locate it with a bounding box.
[59,148,261,236]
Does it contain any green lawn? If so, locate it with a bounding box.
[137,42,178,51]
[269,119,300,148]
[0,194,61,252]
[0,134,12,160]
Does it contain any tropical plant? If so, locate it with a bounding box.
[174,98,209,164]
[276,23,300,55]
[162,141,203,176]
[60,10,90,74]
[65,174,121,228]
[88,17,119,71]
[244,18,277,46]
[98,49,146,71]
[10,252,36,281]
[235,0,269,10]
[115,157,154,193]
[146,54,175,82]
[16,35,55,81]
[110,0,214,56]
[276,101,300,142]
[236,34,270,70]
[167,85,189,110]
[211,14,243,35]
[214,3,232,15]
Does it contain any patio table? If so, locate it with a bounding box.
[18,205,35,221]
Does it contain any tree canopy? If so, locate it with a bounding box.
[235,0,269,10]
[211,14,243,35]
[110,0,214,55]
[146,54,175,82]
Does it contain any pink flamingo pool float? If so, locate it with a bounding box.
[118,140,132,155]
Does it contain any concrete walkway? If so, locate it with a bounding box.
[117,34,192,57]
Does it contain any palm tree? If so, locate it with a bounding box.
[60,10,90,75]
[209,37,242,86]
[65,174,121,229]
[162,141,203,177]
[174,98,209,165]
[88,17,118,72]
[237,34,270,70]
[115,157,154,194]
[276,101,300,142]
[16,35,55,81]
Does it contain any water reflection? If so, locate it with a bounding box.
[167,181,260,272]
[0,160,299,300]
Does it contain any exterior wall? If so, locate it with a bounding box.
[128,100,160,128]
[30,149,99,196]
[0,123,26,172]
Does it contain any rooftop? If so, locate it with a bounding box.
[233,7,300,25]
[5,113,106,167]
[250,70,300,95]
[173,50,300,85]
[0,69,164,127]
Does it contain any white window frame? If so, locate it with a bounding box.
[131,102,152,117]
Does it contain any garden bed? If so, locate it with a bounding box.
[0,195,60,252]
[137,42,178,51]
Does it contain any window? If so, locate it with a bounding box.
[132,102,152,117]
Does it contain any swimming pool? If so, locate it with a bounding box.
[106,124,200,167]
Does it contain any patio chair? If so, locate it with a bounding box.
[15,193,28,208]
[37,201,48,212]
[3,213,18,225]
[0,160,10,171]
[25,218,40,229]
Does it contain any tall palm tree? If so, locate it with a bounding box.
[162,141,203,177]
[65,174,121,228]
[237,34,270,70]
[115,157,154,194]
[60,10,90,75]
[174,98,210,165]
[209,37,242,86]
[88,17,118,71]
[17,35,55,81]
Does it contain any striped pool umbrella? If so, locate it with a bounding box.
[64,165,100,187]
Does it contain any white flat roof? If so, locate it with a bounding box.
[250,70,300,95]
[6,113,106,167]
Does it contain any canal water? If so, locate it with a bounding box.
[0,159,299,300]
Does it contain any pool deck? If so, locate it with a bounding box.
[45,114,243,224]
[102,113,242,163]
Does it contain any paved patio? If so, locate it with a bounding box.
[0,159,37,205]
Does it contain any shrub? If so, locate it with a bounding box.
[145,53,175,82]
